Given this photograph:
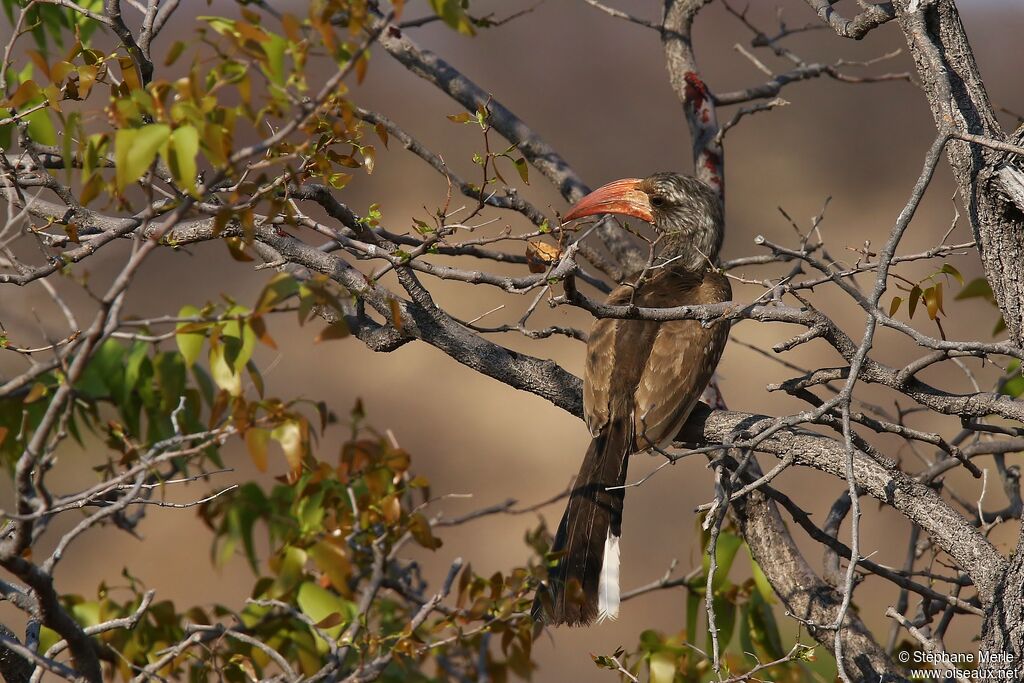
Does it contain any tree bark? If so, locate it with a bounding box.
[892,0,1024,666]
[729,473,908,680]
[895,0,1024,349]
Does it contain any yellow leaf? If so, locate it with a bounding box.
[310,541,352,596]
[526,240,561,273]
[272,420,305,481]
[165,125,199,193]
[209,336,242,396]
[381,493,401,525]
[24,382,47,404]
[245,428,270,472]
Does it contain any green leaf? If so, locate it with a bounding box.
[429,0,475,35]
[888,296,901,317]
[955,277,994,303]
[939,263,964,285]
[739,602,755,662]
[749,556,775,604]
[166,125,199,193]
[256,273,300,312]
[1001,375,1024,398]
[164,40,187,66]
[749,590,785,658]
[191,364,215,407]
[71,601,101,628]
[299,586,346,629]
[908,285,923,319]
[247,360,265,398]
[217,483,266,570]
[222,306,255,373]
[703,530,742,591]
[706,593,737,655]
[74,338,125,399]
[260,33,288,86]
[122,340,149,398]
[0,108,12,150]
[152,351,186,412]
[269,545,307,598]
[175,305,205,367]
[25,108,57,146]
[296,582,352,644]
[115,124,171,192]
[513,157,529,185]
[685,588,700,642]
[446,112,472,123]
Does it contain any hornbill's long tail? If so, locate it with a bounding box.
[533,420,632,626]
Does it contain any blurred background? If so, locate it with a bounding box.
[3,0,1024,678]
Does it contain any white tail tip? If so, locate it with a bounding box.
[596,531,620,623]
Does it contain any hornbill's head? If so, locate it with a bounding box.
[563,171,723,270]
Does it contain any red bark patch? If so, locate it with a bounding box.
[683,71,709,110]
[702,151,723,189]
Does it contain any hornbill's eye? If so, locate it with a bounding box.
[650,195,666,208]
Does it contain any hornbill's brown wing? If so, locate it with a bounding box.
[632,271,732,448]
[584,269,730,446]
[582,284,660,440]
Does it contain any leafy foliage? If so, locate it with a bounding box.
[592,524,826,683]
[2,0,973,681]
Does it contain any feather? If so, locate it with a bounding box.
[596,531,620,623]
[534,420,631,626]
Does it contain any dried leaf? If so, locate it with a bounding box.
[525,240,561,273]
[314,321,350,342]
[924,285,940,320]
[374,122,389,148]
[388,298,404,332]
[409,513,442,550]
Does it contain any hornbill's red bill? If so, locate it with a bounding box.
[533,172,731,626]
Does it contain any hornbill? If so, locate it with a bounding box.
[533,172,731,626]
